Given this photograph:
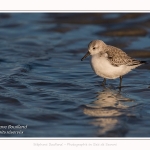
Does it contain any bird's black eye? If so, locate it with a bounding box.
[93,47,96,50]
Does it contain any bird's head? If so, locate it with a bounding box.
[81,40,106,61]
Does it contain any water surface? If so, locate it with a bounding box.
[0,13,150,137]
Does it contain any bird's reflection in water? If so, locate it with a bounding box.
[83,87,137,137]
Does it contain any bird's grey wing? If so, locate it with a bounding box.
[106,46,141,66]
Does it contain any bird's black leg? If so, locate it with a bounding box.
[102,78,106,86]
[119,76,122,88]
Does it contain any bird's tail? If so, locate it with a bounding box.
[140,61,147,64]
[127,59,147,66]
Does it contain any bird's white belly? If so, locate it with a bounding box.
[90,55,134,79]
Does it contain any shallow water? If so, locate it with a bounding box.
[0,13,150,137]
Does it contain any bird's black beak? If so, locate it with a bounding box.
[81,51,90,61]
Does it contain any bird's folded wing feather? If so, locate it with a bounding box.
[105,45,141,67]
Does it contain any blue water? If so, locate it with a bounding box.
[0,13,150,137]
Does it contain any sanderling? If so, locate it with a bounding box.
[81,40,146,87]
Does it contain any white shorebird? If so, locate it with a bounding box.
[81,40,146,87]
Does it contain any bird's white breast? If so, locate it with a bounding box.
[90,53,135,79]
